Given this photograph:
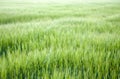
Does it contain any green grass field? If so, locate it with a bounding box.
[0,0,120,79]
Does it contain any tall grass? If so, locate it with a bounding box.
[0,0,120,79]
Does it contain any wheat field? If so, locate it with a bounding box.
[0,0,120,79]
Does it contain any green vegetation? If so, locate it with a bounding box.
[0,0,120,79]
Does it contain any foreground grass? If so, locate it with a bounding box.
[0,1,120,79]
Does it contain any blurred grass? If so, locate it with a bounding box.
[0,0,120,79]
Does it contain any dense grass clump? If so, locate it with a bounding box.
[0,0,120,79]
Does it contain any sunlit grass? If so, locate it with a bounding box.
[0,0,120,79]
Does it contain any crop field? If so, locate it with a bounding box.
[0,0,120,79]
